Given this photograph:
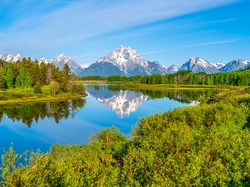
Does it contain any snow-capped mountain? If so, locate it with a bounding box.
[86,85,148,117]
[179,57,218,74]
[52,54,83,75]
[96,46,148,73]
[39,58,53,64]
[0,53,24,62]
[1,51,249,75]
[80,63,90,69]
[220,59,250,72]
[81,46,167,76]
[212,62,225,69]
[166,64,180,73]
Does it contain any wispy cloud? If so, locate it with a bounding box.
[141,51,160,55]
[0,0,237,58]
[186,37,249,47]
[142,37,250,55]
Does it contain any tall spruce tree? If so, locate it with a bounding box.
[15,67,26,88]
[5,68,14,89]
[0,69,5,89]
[24,73,33,88]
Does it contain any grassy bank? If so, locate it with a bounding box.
[78,80,108,84]
[120,82,242,91]
[0,86,87,105]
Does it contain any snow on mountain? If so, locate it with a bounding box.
[212,62,225,69]
[0,53,24,62]
[1,51,249,75]
[39,58,53,64]
[163,65,168,69]
[80,63,91,69]
[52,54,83,75]
[82,45,167,76]
[220,59,250,72]
[166,64,179,73]
[0,52,84,75]
[179,57,218,74]
[97,45,148,73]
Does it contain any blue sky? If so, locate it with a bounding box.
[0,0,249,66]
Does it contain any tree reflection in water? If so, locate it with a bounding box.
[0,99,86,127]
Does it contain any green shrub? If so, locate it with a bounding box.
[34,83,42,94]
[71,82,86,95]
[50,81,60,96]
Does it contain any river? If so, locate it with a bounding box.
[0,84,215,155]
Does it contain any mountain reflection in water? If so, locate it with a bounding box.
[85,85,215,118]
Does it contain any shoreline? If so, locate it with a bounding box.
[0,94,87,105]
[119,83,243,91]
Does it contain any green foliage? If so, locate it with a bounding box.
[70,82,86,95]
[34,83,42,94]
[24,72,33,88]
[0,99,86,127]
[0,58,88,97]
[50,81,60,96]
[63,63,70,78]
[15,67,26,88]
[108,70,250,86]
[0,68,6,89]
[5,68,14,89]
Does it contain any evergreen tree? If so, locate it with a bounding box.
[0,69,5,89]
[63,63,70,78]
[40,62,47,85]
[5,68,14,89]
[15,68,26,88]
[24,73,33,88]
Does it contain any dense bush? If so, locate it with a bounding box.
[34,83,42,94]
[71,82,86,95]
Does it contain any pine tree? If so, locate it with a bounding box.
[0,69,5,89]
[15,67,26,88]
[63,63,70,78]
[40,62,47,85]
[5,68,14,89]
[24,73,33,88]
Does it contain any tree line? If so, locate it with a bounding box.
[0,58,85,95]
[107,68,250,86]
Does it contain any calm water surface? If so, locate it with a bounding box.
[0,84,215,155]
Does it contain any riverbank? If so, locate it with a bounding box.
[78,80,108,84]
[120,83,242,91]
[0,86,88,105]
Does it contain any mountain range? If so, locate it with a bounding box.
[0,46,249,76]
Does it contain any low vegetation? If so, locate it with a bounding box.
[1,87,250,186]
